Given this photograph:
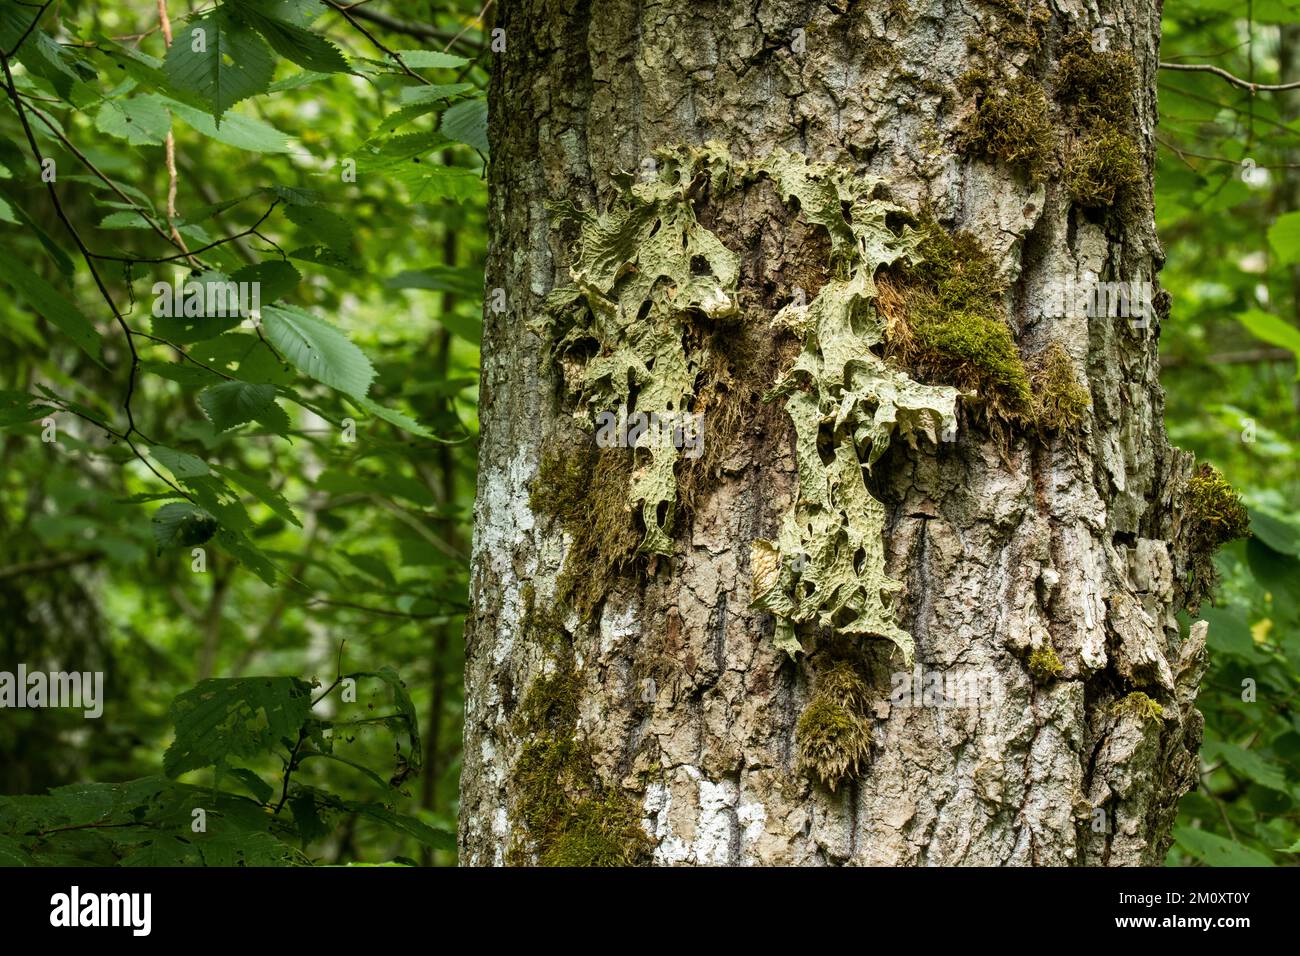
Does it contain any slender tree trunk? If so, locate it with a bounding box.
[463,0,1206,865]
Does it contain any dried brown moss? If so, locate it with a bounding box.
[530,437,641,622]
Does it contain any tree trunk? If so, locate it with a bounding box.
[462,0,1207,866]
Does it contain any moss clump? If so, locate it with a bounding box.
[881,219,1033,432]
[1031,342,1091,433]
[509,663,652,867]
[1026,644,1064,682]
[1054,33,1146,222]
[1180,463,1250,612]
[1056,33,1136,126]
[1185,464,1251,555]
[530,438,641,622]
[957,75,1054,182]
[1113,691,1164,724]
[1066,125,1145,217]
[796,661,874,791]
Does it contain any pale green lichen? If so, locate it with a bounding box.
[539,145,960,665]
[539,147,740,557]
[742,152,958,664]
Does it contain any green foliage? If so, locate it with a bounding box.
[0,0,485,866]
[0,665,449,866]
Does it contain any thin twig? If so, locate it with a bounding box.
[1160,61,1300,93]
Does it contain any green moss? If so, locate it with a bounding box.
[1027,644,1064,682]
[509,660,652,867]
[1180,463,1250,612]
[1056,32,1136,126]
[1031,342,1091,433]
[883,220,1033,430]
[1054,33,1146,222]
[1114,691,1164,724]
[957,75,1054,182]
[1186,464,1251,554]
[796,661,873,790]
[531,439,641,622]
[1067,123,1145,218]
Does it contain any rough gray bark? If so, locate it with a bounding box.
[462,0,1205,865]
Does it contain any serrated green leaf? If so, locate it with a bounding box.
[440,98,488,154]
[215,528,278,585]
[231,259,300,302]
[162,97,292,153]
[232,2,349,73]
[1,268,104,365]
[390,50,468,69]
[214,464,301,527]
[151,445,211,479]
[198,380,277,431]
[164,677,312,776]
[95,94,170,146]
[262,304,375,398]
[351,395,435,438]
[163,10,274,121]
[1174,826,1274,866]
[284,203,353,255]
[152,501,218,550]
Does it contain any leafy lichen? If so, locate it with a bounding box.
[796,660,874,790]
[739,151,959,664]
[538,145,960,664]
[539,146,740,559]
